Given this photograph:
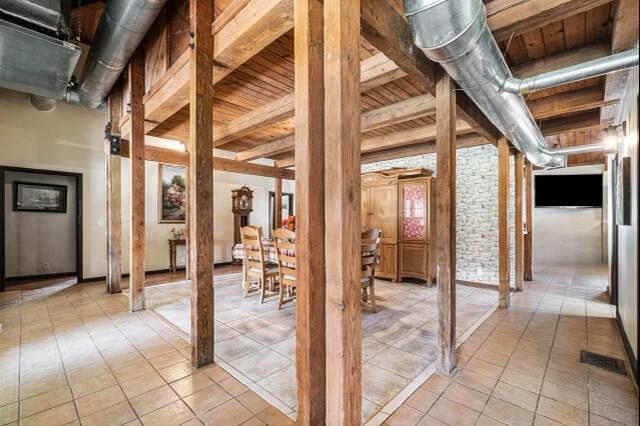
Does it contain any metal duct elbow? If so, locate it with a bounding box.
[75,0,167,109]
[501,48,639,95]
[404,0,564,168]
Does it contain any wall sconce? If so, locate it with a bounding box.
[603,127,622,154]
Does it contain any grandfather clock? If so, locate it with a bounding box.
[231,186,253,264]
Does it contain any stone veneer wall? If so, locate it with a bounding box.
[362,144,516,284]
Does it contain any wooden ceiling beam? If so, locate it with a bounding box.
[235,93,435,161]
[361,120,473,152]
[120,142,295,179]
[538,110,610,136]
[213,53,406,147]
[360,0,500,143]
[275,121,474,168]
[487,0,613,42]
[361,133,488,164]
[528,85,617,119]
[123,0,295,139]
[511,41,611,79]
[601,0,639,123]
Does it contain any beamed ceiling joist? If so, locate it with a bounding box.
[118,0,620,167]
[601,0,639,123]
[235,93,435,161]
[213,53,406,147]
[119,141,295,180]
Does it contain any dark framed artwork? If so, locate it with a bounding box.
[159,164,186,223]
[12,181,67,213]
[616,156,631,226]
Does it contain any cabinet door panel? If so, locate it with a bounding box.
[361,188,370,232]
[399,242,428,281]
[376,243,397,280]
[399,181,428,242]
[370,185,397,242]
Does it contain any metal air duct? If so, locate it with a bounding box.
[404,0,564,167]
[71,0,168,109]
[500,48,639,95]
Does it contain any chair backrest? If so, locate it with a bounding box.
[240,226,266,274]
[361,228,381,280]
[273,228,297,286]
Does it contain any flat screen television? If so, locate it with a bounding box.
[535,174,603,207]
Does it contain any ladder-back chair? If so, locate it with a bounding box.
[361,228,382,312]
[273,228,297,310]
[240,226,278,303]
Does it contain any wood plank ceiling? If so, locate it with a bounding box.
[107,0,628,167]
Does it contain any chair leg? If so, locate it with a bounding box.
[259,278,266,304]
[369,279,377,313]
[277,284,285,310]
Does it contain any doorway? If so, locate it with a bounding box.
[0,166,83,291]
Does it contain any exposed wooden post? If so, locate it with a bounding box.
[524,160,534,281]
[514,152,524,291]
[189,0,215,368]
[324,0,361,423]
[294,0,326,421]
[106,84,122,294]
[435,67,457,374]
[128,51,145,312]
[274,175,283,231]
[498,137,511,308]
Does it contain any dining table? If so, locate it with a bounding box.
[232,238,279,263]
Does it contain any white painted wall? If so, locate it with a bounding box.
[4,171,77,276]
[0,88,291,279]
[534,165,606,268]
[616,95,638,361]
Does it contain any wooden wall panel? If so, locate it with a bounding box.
[168,0,191,66]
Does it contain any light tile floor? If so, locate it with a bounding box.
[0,275,294,426]
[144,273,498,422]
[383,264,640,426]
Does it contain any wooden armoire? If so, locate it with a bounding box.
[361,168,436,284]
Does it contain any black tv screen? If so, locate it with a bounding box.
[535,174,603,207]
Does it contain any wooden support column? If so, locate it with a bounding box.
[435,67,457,374]
[189,0,215,368]
[514,152,524,292]
[274,176,283,230]
[498,137,511,308]
[294,0,326,421]
[324,0,361,423]
[106,85,122,294]
[128,51,145,312]
[524,161,534,281]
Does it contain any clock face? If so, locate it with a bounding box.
[239,195,249,210]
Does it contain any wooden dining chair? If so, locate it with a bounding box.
[240,226,278,303]
[273,228,297,310]
[361,228,381,312]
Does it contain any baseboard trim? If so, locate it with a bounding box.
[615,310,639,386]
[78,262,233,284]
[6,272,77,283]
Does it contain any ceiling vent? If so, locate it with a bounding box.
[0,0,80,100]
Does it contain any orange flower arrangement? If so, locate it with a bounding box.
[282,215,295,231]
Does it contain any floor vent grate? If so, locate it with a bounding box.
[580,350,627,375]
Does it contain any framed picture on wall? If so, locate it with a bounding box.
[158,164,186,223]
[616,156,631,226]
[13,181,67,213]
